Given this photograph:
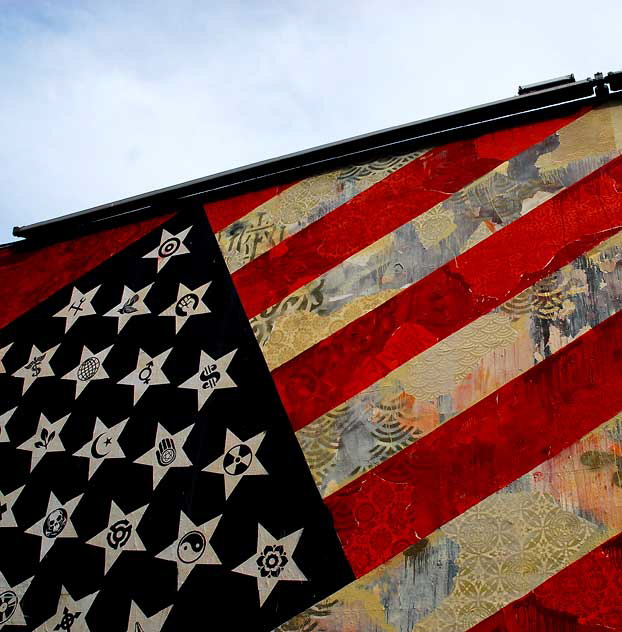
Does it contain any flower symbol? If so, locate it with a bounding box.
[256,544,288,578]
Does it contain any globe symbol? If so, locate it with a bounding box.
[77,357,100,381]
[223,444,253,475]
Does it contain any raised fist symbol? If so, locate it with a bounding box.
[156,437,177,466]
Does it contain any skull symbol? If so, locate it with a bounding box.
[43,508,68,538]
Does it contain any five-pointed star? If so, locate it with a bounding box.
[0,485,25,529]
[62,345,113,398]
[0,343,12,374]
[12,344,60,394]
[54,285,100,333]
[118,348,172,405]
[0,407,16,444]
[156,511,222,589]
[32,587,97,632]
[159,282,211,333]
[179,349,237,411]
[203,429,267,499]
[126,601,173,632]
[233,524,307,607]
[143,226,191,272]
[17,413,70,472]
[25,492,82,561]
[86,500,148,574]
[0,572,33,628]
[73,417,128,479]
[104,283,153,332]
[134,423,194,490]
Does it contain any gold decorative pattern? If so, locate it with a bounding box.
[412,205,457,249]
[261,289,399,370]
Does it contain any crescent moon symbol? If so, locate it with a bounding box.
[91,432,112,459]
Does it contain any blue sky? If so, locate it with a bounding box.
[2,0,622,241]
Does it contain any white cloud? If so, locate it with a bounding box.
[1,0,622,241]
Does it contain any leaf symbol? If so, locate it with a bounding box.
[40,428,48,441]
[48,431,56,442]
[34,441,44,448]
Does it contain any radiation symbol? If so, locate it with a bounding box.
[77,357,100,382]
[223,444,253,476]
[177,531,206,564]
[0,590,17,624]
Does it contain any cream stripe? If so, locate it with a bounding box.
[296,228,622,498]
[254,104,622,371]
[216,150,427,273]
[276,413,622,632]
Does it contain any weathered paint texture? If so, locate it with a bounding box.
[4,102,622,630]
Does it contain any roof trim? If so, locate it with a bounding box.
[13,71,622,241]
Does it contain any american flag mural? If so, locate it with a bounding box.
[3,101,622,631]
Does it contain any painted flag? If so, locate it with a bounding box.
[0,207,352,631]
[5,100,622,631]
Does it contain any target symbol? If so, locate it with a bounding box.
[223,444,253,475]
[77,357,100,381]
[0,591,17,624]
[158,237,181,258]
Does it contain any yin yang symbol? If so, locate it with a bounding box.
[177,531,206,564]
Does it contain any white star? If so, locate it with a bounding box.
[12,344,60,394]
[126,601,173,632]
[86,500,148,575]
[17,413,70,472]
[73,417,128,479]
[104,283,153,332]
[25,492,82,561]
[233,524,307,607]
[134,423,194,490]
[0,485,25,529]
[53,285,100,333]
[159,282,211,333]
[143,226,191,272]
[203,429,267,499]
[62,345,113,398]
[179,349,237,411]
[0,571,33,628]
[0,343,12,374]
[156,511,221,589]
[118,348,172,405]
[0,407,17,444]
[32,587,97,632]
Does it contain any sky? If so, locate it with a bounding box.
[2,0,622,242]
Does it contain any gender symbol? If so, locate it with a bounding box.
[158,237,180,258]
[77,357,100,382]
[175,293,199,317]
[0,591,17,624]
[177,531,206,564]
[156,438,177,466]
[223,444,253,475]
[106,519,132,550]
[200,364,220,389]
[139,361,153,385]
[54,607,81,631]
[43,508,68,538]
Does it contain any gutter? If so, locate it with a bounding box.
[12,70,622,242]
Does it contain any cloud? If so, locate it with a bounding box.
[1,0,622,241]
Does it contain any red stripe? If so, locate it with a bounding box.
[274,153,622,432]
[0,215,170,329]
[470,532,622,631]
[324,307,622,577]
[203,181,297,233]
[233,110,588,319]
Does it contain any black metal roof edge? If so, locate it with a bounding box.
[11,70,622,242]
